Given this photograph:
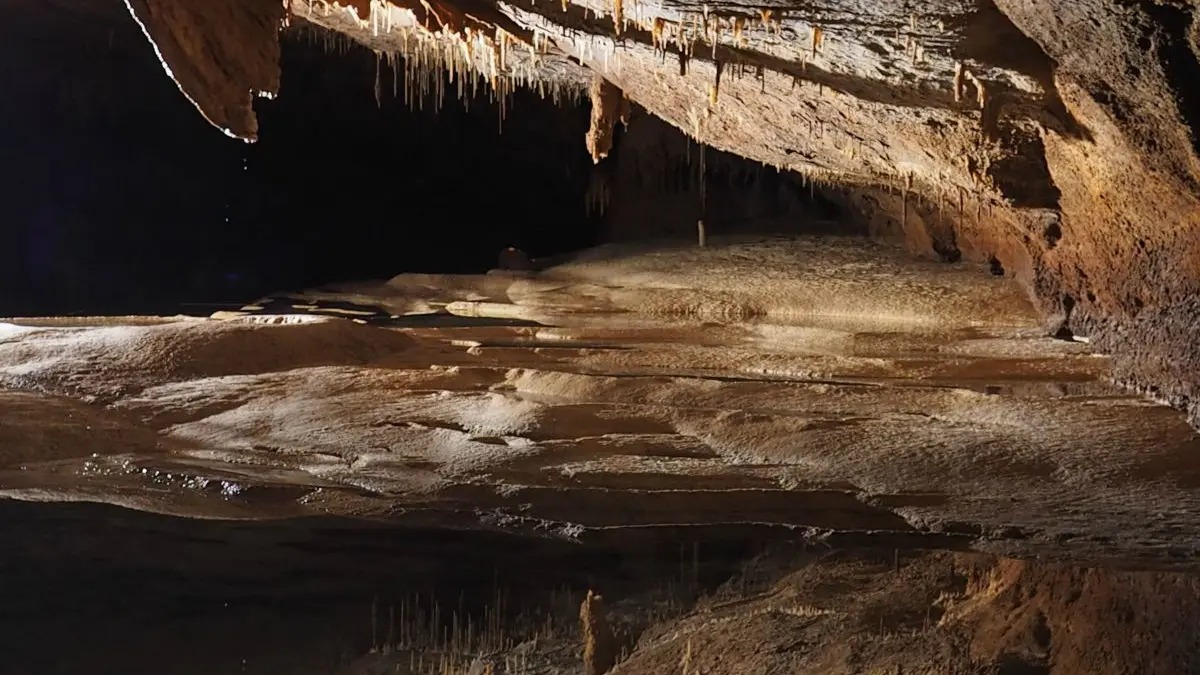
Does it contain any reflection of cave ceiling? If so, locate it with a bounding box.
[103,0,1200,431]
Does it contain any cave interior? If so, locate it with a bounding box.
[3,0,1200,674]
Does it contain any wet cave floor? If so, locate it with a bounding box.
[3,238,1200,674]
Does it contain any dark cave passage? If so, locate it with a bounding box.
[0,5,849,317]
[0,7,605,316]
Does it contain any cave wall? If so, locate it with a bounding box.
[844,0,1200,420]
[992,2,1200,418]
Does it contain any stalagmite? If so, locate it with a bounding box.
[585,74,623,163]
[580,591,615,675]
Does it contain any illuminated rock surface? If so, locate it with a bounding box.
[3,239,1196,570]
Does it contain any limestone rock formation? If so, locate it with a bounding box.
[585,74,623,163]
[580,590,615,675]
[118,0,1200,428]
[123,0,286,140]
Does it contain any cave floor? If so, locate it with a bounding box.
[4,236,1200,674]
[1,236,1196,570]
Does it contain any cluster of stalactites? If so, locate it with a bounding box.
[647,8,784,58]
[381,30,585,117]
[304,0,586,117]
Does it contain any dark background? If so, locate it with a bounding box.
[0,5,603,316]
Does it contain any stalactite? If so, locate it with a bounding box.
[390,51,398,97]
[374,50,382,107]
[709,60,723,106]
[902,172,912,229]
[963,68,987,109]
[698,141,707,247]
[586,75,623,163]
[584,169,610,217]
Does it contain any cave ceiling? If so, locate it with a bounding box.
[124,0,1083,206]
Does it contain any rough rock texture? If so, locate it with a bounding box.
[951,553,1200,675]
[12,501,1200,675]
[585,75,624,163]
[116,0,1200,429]
[123,0,286,139]
[609,548,1200,675]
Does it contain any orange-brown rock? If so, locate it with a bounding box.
[124,0,285,140]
